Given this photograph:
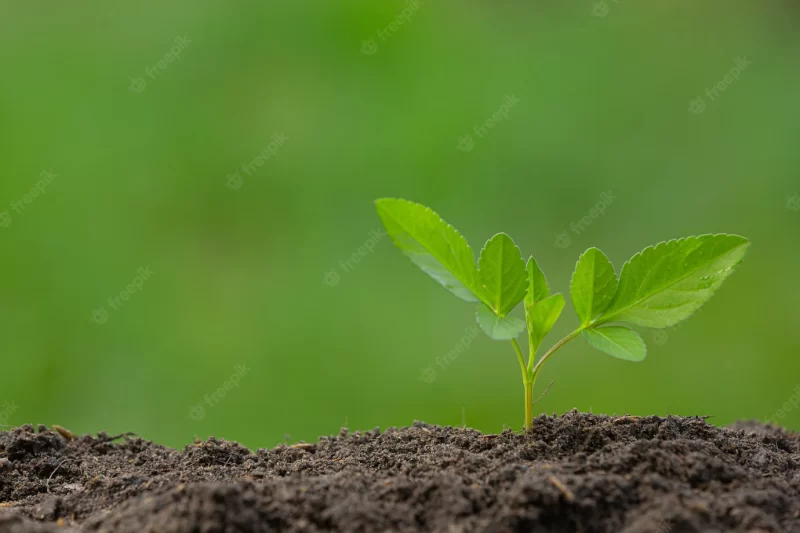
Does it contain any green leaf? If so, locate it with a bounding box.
[524,256,550,309]
[477,233,528,316]
[375,199,484,303]
[476,304,525,340]
[582,326,647,362]
[526,293,565,354]
[570,248,618,326]
[597,234,749,328]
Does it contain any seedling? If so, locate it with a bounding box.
[375,198,749,430]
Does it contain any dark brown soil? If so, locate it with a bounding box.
[0,413,798,533]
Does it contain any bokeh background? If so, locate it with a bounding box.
[1,1,798,450]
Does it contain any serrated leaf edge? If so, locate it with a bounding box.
[375,198,490,306]
[477,232,527,317]
[525,256,551,308]
[596,233,750,326]
[570,247,617,326]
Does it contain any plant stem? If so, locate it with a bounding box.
[530,327,584,384]
[511,338,527,382]
[511,338,533,430]
[524,379,533,429]
[514,326,587,431]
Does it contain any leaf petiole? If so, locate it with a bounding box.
[531,327,584,384]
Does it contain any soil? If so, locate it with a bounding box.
[0,412,798,533]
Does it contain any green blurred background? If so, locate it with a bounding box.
[1,1,798,449]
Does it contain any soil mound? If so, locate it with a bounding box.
[1,413,798,532]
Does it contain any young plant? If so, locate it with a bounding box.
[375,198,749,430]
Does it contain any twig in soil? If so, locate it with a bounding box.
[96,432,137,443]
[53,425,74,441]
[547,476,575,502]
[47,460,69,494]
[531,381,554,404]
[612,416,641,425]
[216,454,235,480]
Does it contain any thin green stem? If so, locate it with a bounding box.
[525,335,538,428]
[524,381,533,429]
[530,327,584,384]
[511,338,533,430]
